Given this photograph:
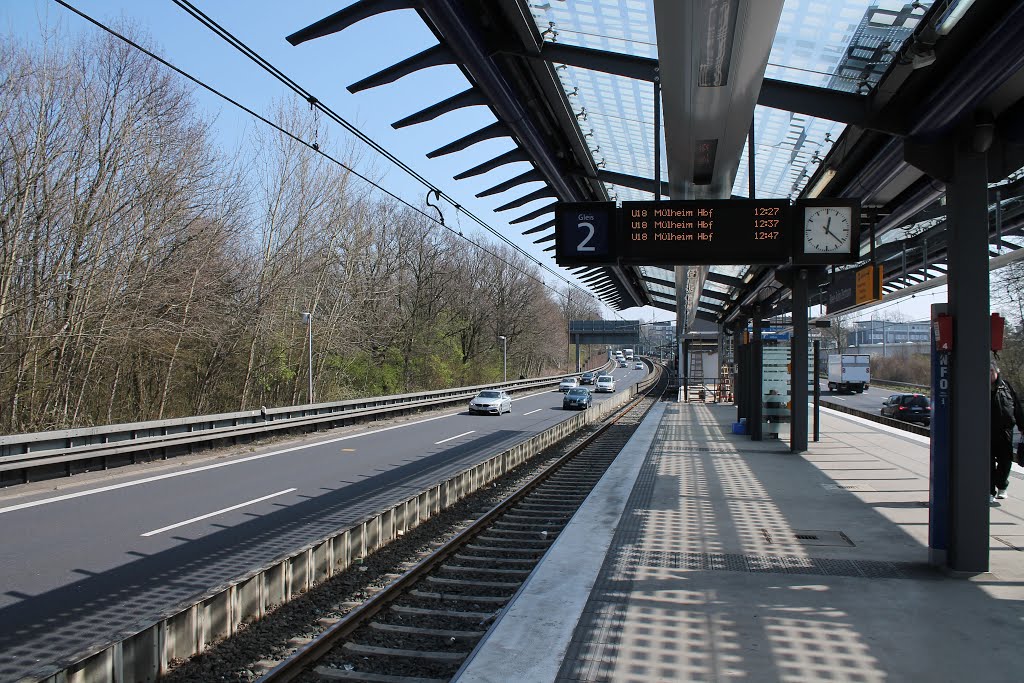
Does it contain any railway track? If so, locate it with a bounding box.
[260,370,668,683]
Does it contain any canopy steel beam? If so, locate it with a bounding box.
[393,88,488,128]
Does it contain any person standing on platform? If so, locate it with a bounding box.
[990,361,1024,502]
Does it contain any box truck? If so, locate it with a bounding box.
[827,354,870,393]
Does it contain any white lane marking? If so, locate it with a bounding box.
[141,488,296,537]
[523,409,542,416]
[511,389,554,402]
[435,430,475,445]
[0,387,557,516]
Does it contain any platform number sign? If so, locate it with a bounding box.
[555,202,615,266]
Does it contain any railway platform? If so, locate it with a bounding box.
[455,400,1024,682]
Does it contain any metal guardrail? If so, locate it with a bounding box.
[0,363,614,485]
[870,378,929,391]
[27,366,658,683]
[819,398,930,436]
[816,374,929,392]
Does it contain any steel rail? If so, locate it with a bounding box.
[259,366,665,682]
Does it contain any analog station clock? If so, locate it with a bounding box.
[793,199,861,264]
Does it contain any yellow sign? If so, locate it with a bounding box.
[855,264,883,305]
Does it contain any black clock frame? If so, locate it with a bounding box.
[792,198,862,265]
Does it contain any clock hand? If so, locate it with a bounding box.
[823,216,833,236]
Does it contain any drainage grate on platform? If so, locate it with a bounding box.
[625,549,927,579]
[822,483,876,492]
[760,529,855,547]
[794,529,855,547]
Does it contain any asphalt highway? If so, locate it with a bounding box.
[0,366,647,681]
[817,381,929,417]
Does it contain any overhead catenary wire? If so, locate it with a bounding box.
[165,0,603,305]
[50,0,601,310]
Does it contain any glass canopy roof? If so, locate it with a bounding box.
[530,0,935,311]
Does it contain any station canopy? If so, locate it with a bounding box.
[288,0,1024,327]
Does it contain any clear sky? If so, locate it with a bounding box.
[2,0,948,327]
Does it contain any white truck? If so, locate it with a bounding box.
[827,354,870,393]
[624,348,635,360]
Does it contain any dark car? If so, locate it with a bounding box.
[580,371,597,385]
[563,387,592,410]
[881,393,931,426]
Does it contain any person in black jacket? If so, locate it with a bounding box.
[990,361,1024,502]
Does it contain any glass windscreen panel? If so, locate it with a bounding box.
[735,0,932,199]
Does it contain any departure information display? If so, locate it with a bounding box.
[555,199,796,266]
[619,199,792,265]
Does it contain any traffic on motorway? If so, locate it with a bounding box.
[0,363,650,682]
[819,381,932,429]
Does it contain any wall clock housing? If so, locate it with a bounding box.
[793,199,861,265]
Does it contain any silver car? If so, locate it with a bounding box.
[595,375,615,392]
[558,377,580,392]
[469,390,512,415]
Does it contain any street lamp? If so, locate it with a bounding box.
[301,311,314,403]
[498,335,507,382]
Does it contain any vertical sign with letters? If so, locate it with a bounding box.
[555,202,616,266]
[929,303,951,565]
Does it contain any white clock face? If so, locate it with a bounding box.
[804,206,852,254]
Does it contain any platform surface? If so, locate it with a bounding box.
[456,401,1024,683]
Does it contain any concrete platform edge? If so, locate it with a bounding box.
[453,402,668,683]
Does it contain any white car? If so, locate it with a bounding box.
[634,362,644,370]
[595,375,615,392]
[558,377,579,392]
[469,390,512,415]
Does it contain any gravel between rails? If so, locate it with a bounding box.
[159,424,602,683]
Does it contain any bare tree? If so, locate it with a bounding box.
[0,23,608,432]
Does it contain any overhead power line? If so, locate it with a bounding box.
[166,0,599,303]
[51,0,601,309]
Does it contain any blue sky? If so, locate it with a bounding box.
[2,0,943,326]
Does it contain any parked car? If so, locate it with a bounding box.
[880,393,931,426]
[634,362,644,370]
[595,375,616,392]
[559,377,580,392]
[469,390,512,415]
[580,371,597,385]
[563,387,592,410]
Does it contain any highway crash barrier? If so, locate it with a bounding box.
[0,363,616,487]
[26,369,657,683]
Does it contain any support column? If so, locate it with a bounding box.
[813,340,821,442]
[683,338,690,401]
[946,124,992,574]
[717,325,726,402]
[751,312,764,441]
[675,265,687,401]
[575,336,581,373]
[791,269,809,453]
[735,322,748,424]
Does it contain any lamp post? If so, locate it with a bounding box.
[498,335,507,382]
[301,311,314,403]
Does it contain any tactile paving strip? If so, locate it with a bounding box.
[623,549,933,579]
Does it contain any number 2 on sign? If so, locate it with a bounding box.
[577,221,596,252]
